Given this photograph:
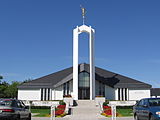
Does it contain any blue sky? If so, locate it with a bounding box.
[0,0,160,87]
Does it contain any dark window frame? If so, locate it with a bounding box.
[118,88,120,100]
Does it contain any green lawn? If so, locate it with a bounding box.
[31,108,50,117]
[116,107,133,116]
[31,107,133,117]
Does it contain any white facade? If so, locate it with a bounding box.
[53,85,63,100]
[128,88,150,100]
[18,89,41,100]
[18,84,151,101]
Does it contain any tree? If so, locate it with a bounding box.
[5,81,20,98]
[22,78,32,83]
[0,75,3,84]
[0,80,8,98]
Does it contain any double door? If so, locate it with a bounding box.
[78,87,90,99]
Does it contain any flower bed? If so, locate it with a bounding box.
[54,101,66,117]
[57,105,66,109]
[101,102,120,117]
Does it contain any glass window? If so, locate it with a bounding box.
[19,101,25,108]
[99,82,101,95]
[138,100,144,106]
[41,88,43,101]
[0,100,12,107]
[118,88,120,100]
[102,84,105,96]
[78,72,90,87]
[63,83,66,95]
[67,82,70,94]
[17,101,23,108]
[125,88,127,101]
[149,99,160,106]
[48,88,50,100]
[44,88,47,101]
[121,88,124,100]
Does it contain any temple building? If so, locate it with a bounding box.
[18,9,152,101]
[18,63,151,101]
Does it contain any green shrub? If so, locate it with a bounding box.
[59,100,66,105]
[103,100,109,106]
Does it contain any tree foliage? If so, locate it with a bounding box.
[4,81,20,98]
[0,78,21,98]
[0,75,3,84]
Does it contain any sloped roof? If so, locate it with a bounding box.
[18,63,151,89]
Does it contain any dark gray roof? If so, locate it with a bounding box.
[18,67,72,89]
[151,88,160,96]
[94,66,151,88]
[18,63,152,89]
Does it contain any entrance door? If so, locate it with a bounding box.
[78,87,90,99]
[78,72,90,99]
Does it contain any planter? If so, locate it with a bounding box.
[95,97,105,106]
[63,97,73,106]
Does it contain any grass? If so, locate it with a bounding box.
[31,107,133,117]
[116,107,133,116]
[31,108,50,117]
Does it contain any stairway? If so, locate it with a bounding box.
[69,100,106,120]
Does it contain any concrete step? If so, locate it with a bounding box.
[76,100,96,106]
[69,100,106,120]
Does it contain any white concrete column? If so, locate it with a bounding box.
[115,88,118,100]
[50,89,52,100]
[73,25,95,100]
[89,26,95,100]
[127,88,129,100]
[43,88,45,101]
[123,88,126,100]
[39,88,42,101]
[119,88,122,100]
[46,88,48,100]
[73,26,79,100]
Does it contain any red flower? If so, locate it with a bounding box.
[103,105,111,110]
[57,105,66,109]
[104,109,112,115]
[55,109,64,115]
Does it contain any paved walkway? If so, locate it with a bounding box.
[68,100,106,120]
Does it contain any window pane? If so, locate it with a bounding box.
[79,72,90,87]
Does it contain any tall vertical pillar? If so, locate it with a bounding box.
[73,25,95,100]
[73,26,79,100]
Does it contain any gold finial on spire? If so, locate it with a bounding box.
[80,5,86,25]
